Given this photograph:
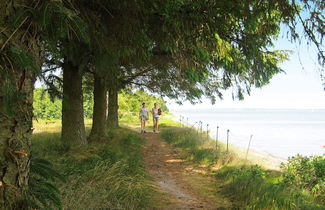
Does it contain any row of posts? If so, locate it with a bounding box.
[179,115,253,159]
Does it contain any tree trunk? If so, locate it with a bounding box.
[107,87,119,128]
[0,69,34,209]
[89,74,107,141]
[61,58,87,145]
[107,73,119,128]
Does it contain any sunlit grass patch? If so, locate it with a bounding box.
[33,119,92,133]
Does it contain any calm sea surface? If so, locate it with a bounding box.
[172,109,325,159]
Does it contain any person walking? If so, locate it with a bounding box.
[151,103,161,133]
[139,102,149,133]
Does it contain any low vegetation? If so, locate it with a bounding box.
[30,122,155,209]
[160,127,325,209]
[161,127,235,165]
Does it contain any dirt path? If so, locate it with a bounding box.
[142,132,229,210]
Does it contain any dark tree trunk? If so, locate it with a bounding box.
[61,58,87,145]
[107,87,119,128]
[107,86,119,129]
[0,69,34,208]
[0,2,41,206]
[89,74,107,141]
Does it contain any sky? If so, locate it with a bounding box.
[168,28,325,110]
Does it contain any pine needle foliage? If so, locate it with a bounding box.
[1,0,89,112]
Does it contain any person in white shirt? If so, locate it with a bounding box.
[151,103,161,133]
[139,103,149,133]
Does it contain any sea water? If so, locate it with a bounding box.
[172,109,325,159]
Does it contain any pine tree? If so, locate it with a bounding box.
[0,0,87,207]
[0,0,41,207]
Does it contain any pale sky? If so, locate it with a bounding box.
[168,30,325,110]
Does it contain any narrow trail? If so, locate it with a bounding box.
[142,131,229,210]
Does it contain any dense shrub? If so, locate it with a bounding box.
[33,88,62,120]
[281,154,325,202]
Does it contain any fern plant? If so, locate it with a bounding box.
[27,157,65,209]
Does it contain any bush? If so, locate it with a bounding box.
[281,154,325,202]
[33,88,62,120]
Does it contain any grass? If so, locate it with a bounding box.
[33,119,92,133]
[160,126,325,210]
[160,127,236,166]
[31,120,155,209]
[215,165,323,209]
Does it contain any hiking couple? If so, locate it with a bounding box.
[140,103,162,133]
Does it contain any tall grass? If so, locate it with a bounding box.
[31,125,155,209]
[161,127,235,165]
[216,165,323,209]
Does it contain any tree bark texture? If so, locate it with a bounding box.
[89,74,107,141]
[61,58,87,145]
[0,69,34,209]
[107,71,119,129]
[0,0,42,207]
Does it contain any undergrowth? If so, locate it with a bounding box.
[160,127,325,209]
[31,127,154,209]
[216,165,323,209]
